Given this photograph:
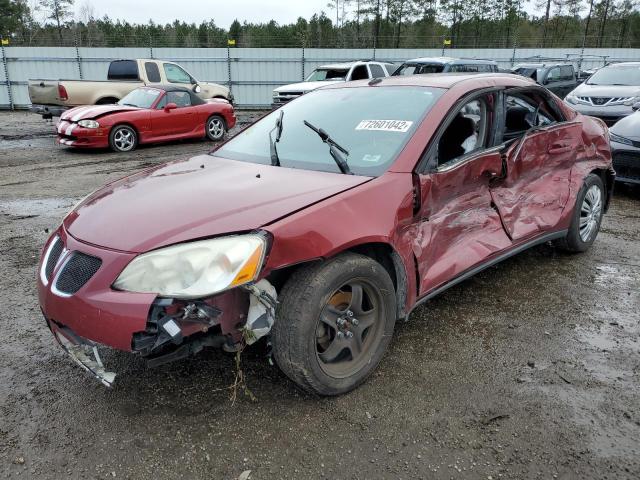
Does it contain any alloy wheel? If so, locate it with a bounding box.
[208,117,225,140]
[113,128,135,151]
[315,280,384,378]
[579,184,602,242]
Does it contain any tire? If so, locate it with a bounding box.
[108,125,138,153]
[205,115,226,141]
[272,253,397,396]
[556,173,605,252]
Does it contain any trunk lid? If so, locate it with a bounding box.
[28,80,62,105]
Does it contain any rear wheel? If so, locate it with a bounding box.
[272,253,396,396]
[108,125,138,153]
[205,115,226,141]
[557,173,604,252]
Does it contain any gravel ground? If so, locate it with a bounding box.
[0,110,639,480]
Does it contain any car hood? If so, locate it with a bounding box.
[610,111,640,140]
[274,80,343,94]
[64,155,371,253]
[570,83,640,97]
[60,104,140,121]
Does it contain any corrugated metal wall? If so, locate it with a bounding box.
[2,47,640,109]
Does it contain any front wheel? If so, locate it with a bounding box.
[272,253,397,396]
[205,115,226,141]
[109,125,137,152]
[557,173,605,252]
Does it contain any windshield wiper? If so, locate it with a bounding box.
[269,110,284,167]
[121,103,138,107]
[303,120,352,174]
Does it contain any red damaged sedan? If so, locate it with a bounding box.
[38,73,613,395]
[56,86,235,152]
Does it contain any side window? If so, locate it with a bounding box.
[166,91,191,107]
[450,64,479,73]
[369,64,386,78]
[350,65,369,81]
[437,96,492,167]
[503,92,561,141]
[155,94,167,109]
[384,63,396,75]
[145,62,161,83]
[163,63,192,84]
[560,66,574,80]
[546,67,561,83]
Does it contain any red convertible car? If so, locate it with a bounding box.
[56,86,236,152]
[38,73,613,395]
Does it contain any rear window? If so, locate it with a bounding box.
[108,60,139,80]
[306,68,349,81]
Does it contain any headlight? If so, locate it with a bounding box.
[78,119,99,128]
[610,133,634,146]
[565,94,577,104]
[624,96,640,106]
[113,234,267,299]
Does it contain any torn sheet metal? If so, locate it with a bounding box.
[243,279,277,344]
[55,330,116,387]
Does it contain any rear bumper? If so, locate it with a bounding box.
[31,104,68,117]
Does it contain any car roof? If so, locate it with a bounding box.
[317,61,366,69]
[322,72,534,90]
[402,56,497,65]
[607,62,640,67]
[513,63,573,68]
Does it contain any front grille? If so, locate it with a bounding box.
[45,237,64,280]
[613,152,640,180]
[55,252,102,295]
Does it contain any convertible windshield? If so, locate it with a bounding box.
[586,65,640,86]
[305,68,349,81]
[213,86,444,176]
[118,88,162,108]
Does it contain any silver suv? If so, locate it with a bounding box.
[565,62,640,125]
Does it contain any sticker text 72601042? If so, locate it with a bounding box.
[355,120,414,133]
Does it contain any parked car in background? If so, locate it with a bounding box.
[272,60,394,107]
[511,63,578,97]
[609,104,640,184]
[38,73,613,395]
[565,62,640,125]
[56,86,235,152]
[29,59,232,118]
[392,57,498,76]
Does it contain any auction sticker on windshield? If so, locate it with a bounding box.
[356,120,414,132]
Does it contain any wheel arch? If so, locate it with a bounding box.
[589,166,615,213]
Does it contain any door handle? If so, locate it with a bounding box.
[548,143,572,154]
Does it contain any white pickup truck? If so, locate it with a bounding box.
[29,59,232,118]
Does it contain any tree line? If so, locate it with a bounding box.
[1,0,639,49]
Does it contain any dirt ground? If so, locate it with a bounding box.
[0,110,639,480]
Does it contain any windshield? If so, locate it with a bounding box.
[394,64,445,76]
[213,86,444,176]
[586,65,640,86]
[118,88,161,108]
[306,68,349,81]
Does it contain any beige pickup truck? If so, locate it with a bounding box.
[29,59,232,117]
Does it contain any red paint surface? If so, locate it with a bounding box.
[39,73,612,352]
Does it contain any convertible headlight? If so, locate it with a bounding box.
[610,133,634,146]
[113,234,267,299]
[78,119,99,128]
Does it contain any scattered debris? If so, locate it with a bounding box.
[238,470,252,480]
[527,360,535,368]
[481,414,510,425]
[13,456,25,465]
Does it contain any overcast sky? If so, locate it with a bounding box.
[73,0,335,28]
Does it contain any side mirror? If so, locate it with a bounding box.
[192,84,201,94]
[632,102,640,112]
[164,102,178,112]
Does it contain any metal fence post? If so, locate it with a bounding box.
[510,28,519,67]
[149,35,154,59]
[1,45,13,110]
[226,45,232,93]
[75,33,84,79]
[301,45,305,81]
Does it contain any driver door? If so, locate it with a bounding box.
[490,89,581,240]
[151,91,194,137]
[412,91,512,295]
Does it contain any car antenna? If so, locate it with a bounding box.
[368,77,383,86]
